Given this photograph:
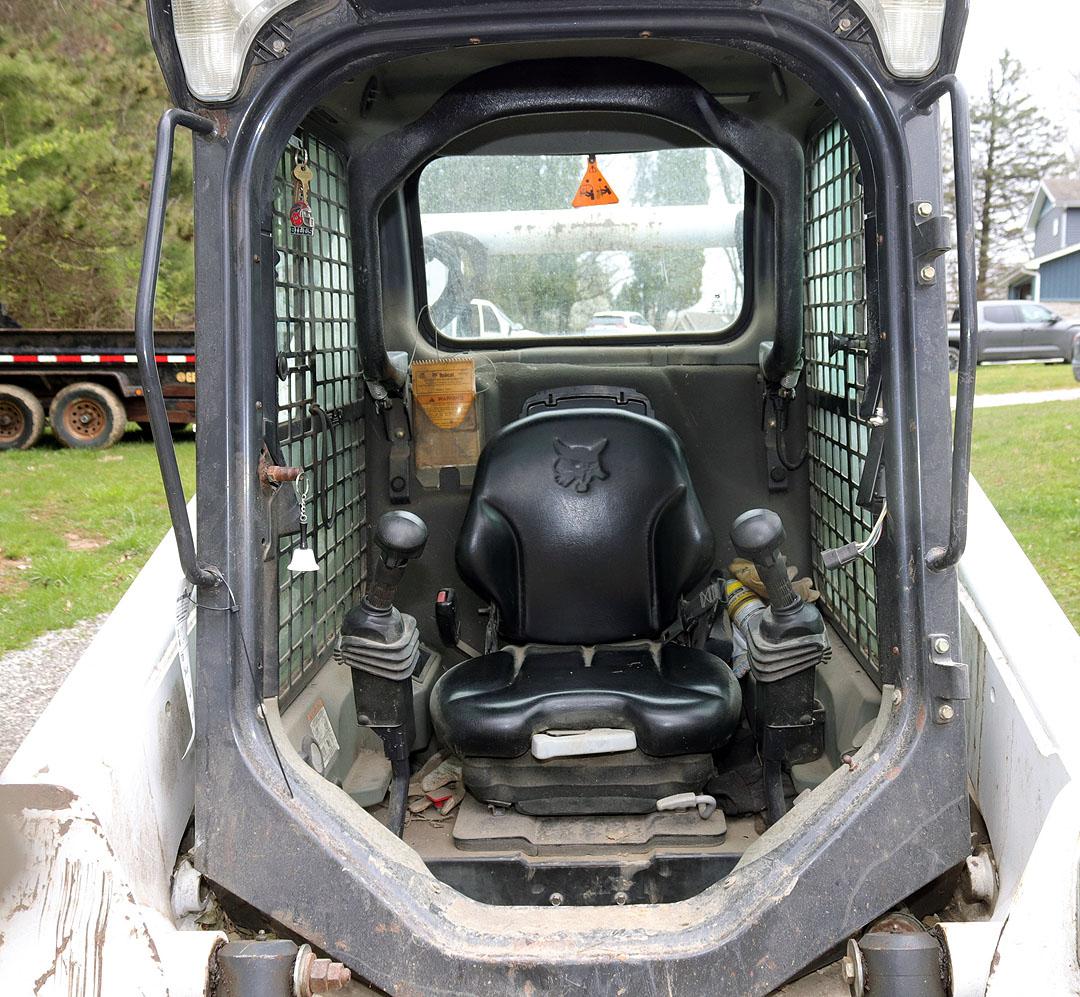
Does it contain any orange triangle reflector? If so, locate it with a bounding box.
[572,155,619,208]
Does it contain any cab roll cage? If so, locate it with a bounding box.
[351,59,804,389]
[135,4,977,992]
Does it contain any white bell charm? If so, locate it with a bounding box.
[287,471,319,574]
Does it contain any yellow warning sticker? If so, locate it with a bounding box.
[572,154,619,208]
[412,357,476,430]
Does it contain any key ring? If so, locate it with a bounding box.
[293,470,310,525]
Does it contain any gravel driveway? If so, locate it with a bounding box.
[0,615,106,771]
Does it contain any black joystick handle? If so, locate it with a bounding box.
[730,509,802,616]
[364,511,428,612]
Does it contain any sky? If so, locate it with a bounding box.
[957,0,1080,150]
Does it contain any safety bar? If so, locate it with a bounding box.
[908,76,977,572]
[136,108,220,588]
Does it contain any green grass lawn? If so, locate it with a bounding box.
[0,430,195,654]
[951,360,1077,396]
[970,400,1079,628]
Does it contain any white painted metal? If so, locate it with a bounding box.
[937,922,1004,997]
[0,503,225,995]
[941,478,1080,994]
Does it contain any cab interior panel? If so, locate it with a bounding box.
[268,41,890,908]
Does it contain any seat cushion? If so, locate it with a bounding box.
[430,643,742,760]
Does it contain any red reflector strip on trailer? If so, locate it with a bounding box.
[0,354,195,364]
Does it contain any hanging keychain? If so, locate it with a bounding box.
[287,471,319,573]
[289,147,314,237]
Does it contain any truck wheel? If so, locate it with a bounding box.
[947,347,960,372]
[0,384,45,450]
[49,382,127,450]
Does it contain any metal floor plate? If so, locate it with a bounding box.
[450,793,728,854]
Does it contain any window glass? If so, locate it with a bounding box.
[1019,303,1053,323]
[983,305,1017,323]
[417,149,745,339]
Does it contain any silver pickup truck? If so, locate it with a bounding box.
[948,299,1080,371]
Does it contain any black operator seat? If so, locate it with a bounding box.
[429,407,742,816]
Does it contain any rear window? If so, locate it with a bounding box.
[417,149,745,340]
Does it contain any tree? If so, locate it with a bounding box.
[0,0,192,328]
[615,148,708,327]
[967,51,1069,297]
[419,154,584,331]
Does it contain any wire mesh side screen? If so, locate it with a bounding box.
[803,121,879,673]
[273,130,366,706]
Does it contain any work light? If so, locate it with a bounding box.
[172,0,299,101]
[170,0,949,102]
[853,0,948,77]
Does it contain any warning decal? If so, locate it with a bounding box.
[572,154,619,208]
[412,356,477,430]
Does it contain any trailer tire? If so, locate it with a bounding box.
[49,382,127,450]
[0,384,45,450]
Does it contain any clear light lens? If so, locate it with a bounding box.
[172,0,300,102]
[853,0,948,77]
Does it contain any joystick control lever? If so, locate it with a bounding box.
[364,510,429,612]
[731,508,823,643]
[729,508,829,827]
[336,511,429,838]
[730,509,800,616]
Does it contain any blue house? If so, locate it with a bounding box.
[1007,177,1080,318]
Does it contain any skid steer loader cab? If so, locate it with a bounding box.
[139,1,979,992]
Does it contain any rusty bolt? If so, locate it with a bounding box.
[916,201,934,218]
[934,636,950,655]
[938,703,955,722]
[920,264,937,282]
[294,943,351,997]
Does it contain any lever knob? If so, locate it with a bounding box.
[374,511,428,568]
[363,511,428,613]
[730,509,800,615]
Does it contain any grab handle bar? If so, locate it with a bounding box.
[909,76,977,572]
[136,108,219,588]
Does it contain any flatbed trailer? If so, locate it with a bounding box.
[0,328,195,450]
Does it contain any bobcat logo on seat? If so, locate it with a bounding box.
[553,438,608,492]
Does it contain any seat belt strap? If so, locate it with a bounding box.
[660,571,723,644]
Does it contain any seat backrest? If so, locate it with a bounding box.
[456,407,714,645]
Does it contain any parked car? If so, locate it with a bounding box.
[584,310,658,334]
[948,300,1080,370]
